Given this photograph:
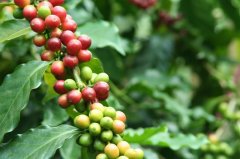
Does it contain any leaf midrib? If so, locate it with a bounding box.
[0,27,31,43]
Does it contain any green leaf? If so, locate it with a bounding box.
[79,57,104,73]
[42,100,69,127]
[0,20,31,43]
[0,61,50,142]
[78,21,125,55]
[0,125,79,159]
[123,126,209,150]
[60,136,81,159]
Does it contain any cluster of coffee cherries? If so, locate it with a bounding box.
[129,0,156,9]
[13,0,144,158]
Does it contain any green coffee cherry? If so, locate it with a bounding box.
[74,114,90,129]
[94,73,109,83]
[94,140,106,151]
[78,133,92,146]
[13,8,23,19]
[117,156,129,159]
[80,66,92,81]
[89,123,101,136]
[135,148,144,159]
[90,73,98,84]
[38,6,51,19]
[104,143,120,159]
[64,79,77,90]
[89,109,103,122]
[100,117,113,129]
[112,135,123,145]
[96,153,108,159]
[101,130,113,142]
[104,107,116,119]
[117,141,130,155]
[124,148,137,159]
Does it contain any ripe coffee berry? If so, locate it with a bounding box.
[66,39,82,55]
[58,94,69,108]
[50,28,62,38]
[77,50,92,62]
[23,5,37,21]
[104,107,116,119]
[49,0,65,6]
[47,37,62,51]
[104,143,120,159]
[81,66,93,81]
[94,140,106,151]
[100,117,113,129]
[45,15,61,29]
[112,120,125,134]
[60,30,75,45]
[63,55,79,68]
[33,35,46,47]
[78,133,92,146]
[94,81,110,101]
[37,1,53,10]
[62,19,77,32]
[101,130,113,142]
[82,87,96,102]
[115,111,127,123]
[74,114,90,129]
[38,6,51,19]
[89,123,101,136]
[14,0,30,8]
[41,50,54,61]
[54,80,68,94]
[51,61,65,76]
[117,141,130,155]
[51,6,67,22]
[89,109,103,122]
[67,90,82,104]
[30,18,45,33]
[64,79,77,90]
[78,35,91,49]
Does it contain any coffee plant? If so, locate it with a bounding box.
[1,0,240,159]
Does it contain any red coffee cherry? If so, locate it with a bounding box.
[77,50,92,62]
[40,50,54,61]
[47,37,62,51]
[23,5,37,21]
[50,28,62,38]
[81,87,96,102]
[104,143,120,159]
[30,18,45,33]
[78,35,92,50]
[60,30,75,45]
[54,80,68,94]
[115,111,126,123]
[63,55,79,68]
[93,81,110,101]
[51,61,65,76]
[74,114,90,129]
[37,1,53,10]
[117,141,130,155]
[51,6,67,22]
[49,0,65,6]
[14,0,30,8]
[112,120,125,134]
[66,39,82,56]
[58,94,70,108]
[67,90,82,104]
[62,19,77,32]
[45,15,61,29]
[33,34,46,47]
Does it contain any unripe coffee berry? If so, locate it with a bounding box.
[58,94,69,108]
[112,135,123,145]
[13,8,24,19]
[104,107,116,119]
[112,120,125,134]
[47,37,62,51]
[96,153,108,159]
[64,79,77,90]
[104,143,120,159]
[63,55,79,68]
[94,73,109,83]
[54,80,68,94]
[45,15,61,29]
[117,141,130,155]
[30,18,45,33]
[101,130,113,142]
[67,90,82,104]
[80,66,92,81]
[94,82,110,101]
[14,0,31,8]
[89,109,103,122]
[116,111,127,123]
[38,6,51,19]
[78,133,92,146]
[124,148,137,159]
[41,50,54,61]
[100,117,113,129]
[90,103,105,112]
[90,73,97,84]
[51,6,67,22]
[74,114,90,129]
[82,87,96,102]
[66,39,82,56]
[89,123,101,136]
[78,34,92,49]
[33,34,46,47]
[77,50,92,62]
[23,5,37,21]
[135,148,144,159]
[94,140,106,151]
[49,0,65,6]
[117,156,128,159]
[51,61,65,76]
[60,30,75,45]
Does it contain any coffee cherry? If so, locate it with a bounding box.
[117,141,130,155]
[74,114,90,129]
[58,94,70,108]
[38,6,51,19]
[104,107,116,119]
[90,73,97,84]
[66,39,82,55]
[94,73,109,83]
[90,103,105,112]
[112,120,125,134]
[117,156,128,159]
[89,109,103,122]
[135,148,144,159]
[13,8,23,19]
[124,148,137,159]
[112,135,123,145]
[62,19,77,32]
[94,82,110,101]
[81,66,92,81]
[100,117,113,129]
[89,123,101,136]
[60,30,75,45]
[63,55,79,68]
[67,90,82,104]
[64,79,77,90]
[33,34,46,47]
[96,153,108,159]
[41,50,54,61]
[54,80,68,94]
[30,18,45,33]
[37,1,53,10]
[94,140,106,151]
[47,37,61,51]
[82,87,96,102]
[116,111,127,123]
[14,0,30,8]
[50,28,62,38]
[78,35,92,49]
[49,0,65,6]
[101,130,113,142]
[45,15,61,29]
[104,143,120,159]
[51,61,65,76]
[23,5,37,21]
[77,50,92,62]
[51,6,67,22]
[78,133,92,146]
